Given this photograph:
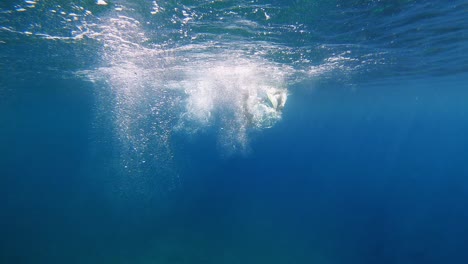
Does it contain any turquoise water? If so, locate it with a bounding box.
[1,1,468,263]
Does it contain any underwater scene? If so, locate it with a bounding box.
[1,0,468,263]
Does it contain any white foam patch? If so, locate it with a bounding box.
[96,0,108,6]
[173,55,289,151]
[75,8,357,158]
[81,14,294,155]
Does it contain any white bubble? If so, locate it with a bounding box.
[96,0,107,6]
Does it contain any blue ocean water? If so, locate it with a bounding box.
[1,0,468,263]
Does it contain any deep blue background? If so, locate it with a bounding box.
[2,74,468,263]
